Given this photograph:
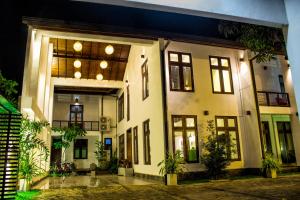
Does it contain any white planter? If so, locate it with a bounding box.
[91,170,96,177]
[266,169,277,178]
[19,178,30,191]
[118,167,134,176]
[167,174,177,185]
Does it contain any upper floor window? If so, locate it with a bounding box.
[168,52,194,92]
[215,116,240,161]
[172,115,198,163]
[209,56,234,94]
[142,59,149,100]
[118,93,124,122]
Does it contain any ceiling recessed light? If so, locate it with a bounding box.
[96,73,103,80]
[74,71,81,79]
[105,45,114,55]
[73,59,81,68]
[73,41,82,52]
[100,60,108,69]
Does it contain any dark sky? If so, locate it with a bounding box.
[1,0,222,94]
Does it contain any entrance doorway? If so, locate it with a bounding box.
[126,128,132,163]
[50,137,62,165]
[262,121,272,154]
[277,122,296,164]
[104,138,112,159]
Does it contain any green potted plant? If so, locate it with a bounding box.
[118,159,133,176]
[262,154,280,178]
[157,150,184,185]
[94,140,109,172]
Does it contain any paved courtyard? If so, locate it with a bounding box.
[34,175,300,200]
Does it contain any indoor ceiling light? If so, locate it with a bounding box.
[73,41,82,52]
[96,73,104,81]
[73,59,81,68]
[100,60,108,69]
[105,45,114,55]
[74,71,81,79]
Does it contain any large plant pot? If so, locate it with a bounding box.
[266,169,277,178]
[19,178,30,191]
[167,174,177,185]
[118,167,134,176]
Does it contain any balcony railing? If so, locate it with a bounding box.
[257,91,290,107]
[52,120,99,131]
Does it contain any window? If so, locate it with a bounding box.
[172,115,198,163]
[143,119,151,165]
[127,85,130,121]
[69,104,83,128]
[118,93,124,122]
[209,56,233,94]
[142,59,149,100]
[133,126,139,164]
[119,134,125,160]
[168,52,194,91]
[278,75,285,93]
[74,139,88,159]
[215,116,240,160]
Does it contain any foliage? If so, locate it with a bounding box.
[218,21,285,63]
[262,154,281,172]
[49,162,74,177]
[97,161,110,171]
[19,118,50,182]
[158,150,184,175]
[119,159,132,168]
[201,120,230,180]
[94,140,106,161]
[108,152,119,174]
[0,71,18,107]
[16,190,41,200]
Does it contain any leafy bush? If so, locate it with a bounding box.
[158,150,184,175]
[94,140,105,161]
[108,152,118,174]
[262,154,281,172]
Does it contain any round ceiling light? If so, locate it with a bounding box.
[105,45,114,55]
[74,71,81,79]
[73,41,82,52]
[96,73,104,81]
[73,59,81,68]
[100,60,108,69]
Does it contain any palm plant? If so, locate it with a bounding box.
[158,150,184,175]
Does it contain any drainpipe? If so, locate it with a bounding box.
[249,55,265,159]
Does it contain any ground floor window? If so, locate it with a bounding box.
[143,119,151,165]
[119,134,125,160]
[74,139,88,159]
[172,115,198,163]
[277,121,296,164]
[215,116,240,161]
[133,126,139,164]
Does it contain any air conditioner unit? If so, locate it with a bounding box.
[100,116,111,132]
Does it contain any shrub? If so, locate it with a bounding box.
[262,154,280,173]
[157,150,184,175]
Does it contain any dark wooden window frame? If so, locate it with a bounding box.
[133,126,139,164]
[119,134,125,160]
[118,93,124,122]
[143,119,151,165]
[215,116,241,161]
[171,115,199,163]
[168,51,195,92]
[209,56,234,94]
[127,85,130,121]
[73,139,88,159]
[141,59,149,100]
[278,74,285,93]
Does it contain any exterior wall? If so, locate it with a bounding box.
[165,41,262,171]
[117,41,165,176]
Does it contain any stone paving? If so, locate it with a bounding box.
[34,175,300,200]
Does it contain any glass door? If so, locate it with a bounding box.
[262,121,272,154]
[69,105,83,128]
[277,122,296,164]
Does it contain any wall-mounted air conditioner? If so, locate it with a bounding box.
[100,116,111,132]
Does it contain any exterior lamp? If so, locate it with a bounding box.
[73,41,82,52]
[105,45,114,55]
[74,71,81,79]
[73,59,81,68]
[100,60,108,69]
[96,73,104,80]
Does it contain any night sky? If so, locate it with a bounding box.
[1,0,223,94]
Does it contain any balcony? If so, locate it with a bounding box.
[257,91,290,107]
[52,120,100,131]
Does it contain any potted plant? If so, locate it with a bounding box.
[157,150,183,185]
[94,140,109,172]
[262,154,280,178]
[118,159,133,176]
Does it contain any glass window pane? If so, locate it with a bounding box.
[210,58,218,66]
[75,148,80,159]
[174,131,184,158]
[212,69,221,92]
[183,67,192,90]
[186,131,197,162]
[182,55,191,63]
[221,59,229,67]
[173,117,183,127]
[170,53,179,62]
[223,70,232,92]
[82,148,87,158]
[170,65,180,90]
[186,118,195,127]
[216,118,224,127]
[217,131,227,150]
[228,118,236,127]
[229,131,239,160]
